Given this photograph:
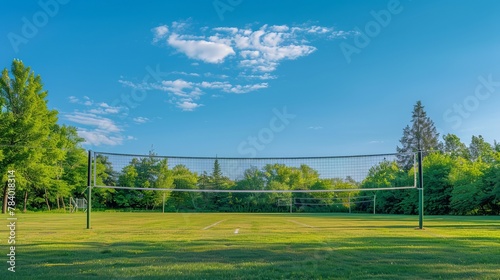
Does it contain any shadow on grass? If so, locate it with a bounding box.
[10,235,500,280]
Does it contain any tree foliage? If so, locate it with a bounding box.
[0,60,58,213]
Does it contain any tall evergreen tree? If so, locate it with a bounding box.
[397,101,440,170]
[212,158,223,187]
[202,158,233,210]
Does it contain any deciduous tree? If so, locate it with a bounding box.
[0,60,58,213]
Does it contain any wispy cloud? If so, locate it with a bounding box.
[172,71,200,77]
[200,80,268,94]
[65,112,121,132]
[83,96,93,106]
[65,112,124,146]
[240,73,277,80]
[119,78,268,110]
[133,117,150,124]
[308,126,323,130]
[68,96,79,103]
[76,129,127,146]
[152,25,169,43]
[64,96,135,146]
[177,101,203,111]
[88,102,122,115]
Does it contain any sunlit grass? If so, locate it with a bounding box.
[2,212,499,279]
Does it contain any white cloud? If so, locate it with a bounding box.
[68,96,79,103]
[240,73,277,80]
[119,78,267,111]
[88,102,122,115]
[158,79,194,96]
[69,96,123,115]
[213,27,239,33]
[240,50,260,59]
[228,83,268,94]
[153,22,339,73]
[204,72,229,79]
[133,117,149,124]
[118,79,152,90]
[65,112,121,133]
[152,25,169,42]
[306,26,332,34]
[308,126,324,130]
[168,34,235,63]
[213,24,317,72]
[177,101,203,111]
[270,25,289,32]
[329,30,359,39]
[147,22,349,111]
[77,129,124,146]
[200,81,227,89]
[200,81,268,94]
[64,111,128,146]
[64,96,136,146]
[171,20,189,31]
[172,71,200,77]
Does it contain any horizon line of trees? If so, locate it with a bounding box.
[1,60,499,215]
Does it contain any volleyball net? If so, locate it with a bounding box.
[86,151,416,213]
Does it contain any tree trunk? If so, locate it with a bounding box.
[44,188,51,211]
[61,196,66,212]
[56,194,60,209]
[2,181,8,214]
[23,190,28,213]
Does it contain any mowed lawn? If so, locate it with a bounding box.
[2,212,499,279]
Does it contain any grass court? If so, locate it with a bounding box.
[3,212,500,279]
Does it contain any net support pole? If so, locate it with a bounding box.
[373,194,376,214]
[348,194,351,214]
[418,150,424,229]
[86,150,92,229]
[162,192,165,213]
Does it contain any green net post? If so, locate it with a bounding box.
[418,150,424,229]
[87,150,92,229]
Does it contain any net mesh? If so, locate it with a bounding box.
[91,151,416,192]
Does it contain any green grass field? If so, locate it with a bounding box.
[2,212,499,279]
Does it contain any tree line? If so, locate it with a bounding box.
[1,60,499,214]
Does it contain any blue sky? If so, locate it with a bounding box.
[2,0,500,157]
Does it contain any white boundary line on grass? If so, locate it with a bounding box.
[287,220,316,228]
[202,220,226,230]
